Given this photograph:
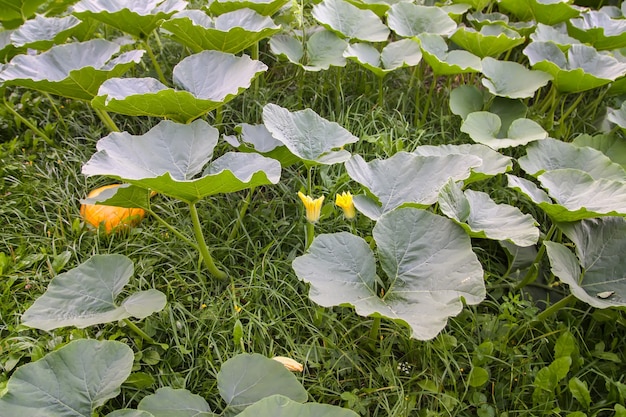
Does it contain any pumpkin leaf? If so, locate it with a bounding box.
[0,39,144,100]
[387,3,457,37]
[0,0,46,26]
[451,24,525,58]
[10,14,83,50]
[205,0,289,16]
[344,39,422,77]
[480,57,552,99]
[21,254,166,331]
[292,208,485,340]
[497,0,579,25]
[460,111,547,149]
[237,395,360,417]
[0,339,134,417]
[269,29,348,71]
[417,33,481,76]
[567,9,626,50]
[572,133,626,170]
[138,387,216,417]
[312,0,389,42]
[82,120,281,204]
[223,123,300,167]
[92,51,267,122]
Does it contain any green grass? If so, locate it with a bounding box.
[2,21,626,417]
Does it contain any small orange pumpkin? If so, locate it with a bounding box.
[80,184,146,234]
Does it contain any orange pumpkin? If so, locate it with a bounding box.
[80,184,146,234]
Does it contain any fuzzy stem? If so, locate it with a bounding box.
[143,38,168,86]
[123,318,168,349]
[94,107,120,132]
[3,95,54,145]
[189,202,228,279]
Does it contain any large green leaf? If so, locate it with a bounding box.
[518,138,626,180]
[138,387,216,417]
[161,9,280,54]
[218,353,308,414]
[237,395,360,417]
[507,172,626,221]
[480,57,552,99]
[413,143,512,184]
[530,22,580,50]
[523,42,626,93]
[387,3,457,38]
[451,0,491,11]
[92,51,267,122]
[546,218,626,308]
[0,0,46,25]
[607,101,626,130]
[106,411,154,417]
[567,10,626,50]
[460,111,547,149]
[205,0,288,16]
[21,254,166,331]
[292,208,485,340]
[82,120,281,203]
[345,152,482,220]
[223,123,300,167]
[269,29,348,71]
[0,39,144,100]
[572,133,626,170]
[312,0,389,42]
[344,39,422,77]
[343,0,408,17]
[72,0,187,38]
[451,24,525,58]
[438,180,539,246]
[10,14,82,50]
[0,339,134,417]
[262,103,358,165]
[497,0,579,25]
[417,33,481,76]
[449,85,485,119]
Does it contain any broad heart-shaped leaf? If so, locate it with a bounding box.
[262,103,358,165]
[387,3,457,38]
[567,10,626,50]
[218,353,308,414]
[82,120,281,204]
[523,42,626,93]
[10,14,82,50]
[205,0,288,16]
[161,9,280,54]
[138,387,216,417]
[343,0,409,17]
[497,0,579,25]
[269,29,348,71]
[0,0,46,26]
[546,218,626,308]
[344,39,422,77]
[237,395,360,417]
[106,411,154,417]
[451,25,525,58]
[21,254,167,331]
[481,57,552,99]
[530,22,580,50]
[223,123,300,167]
[0,339,133,417]
[345,152,482,220]
[573,133,626,170]
[460,111,547,149]
[449,85,485,119]
[81,183,152,210]
[292,208,485,340]
[507,172,626,222]
[466,11,509,27]
[72,0,187,38]
[607,101,626,130]
[0,39,144,100]
[312,0,389,42]
[518,138,626,180]
[92,51,267,123]
[451,0,491,11]
[417,33,481,76]
[413,143,512,184]
[438,180,539,246]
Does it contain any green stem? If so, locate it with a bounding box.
[305,221,315,250]
[516,224,557,289]
[558,93,585,127]
[537,84,557,115]
[3,95,54,145]
[123,318,168,349]
[189,202,228,280]
[378,75,384,107]
[94,107,120,132]
[214,105,223,129]
[420,74,437,126]
[228,187,255,242]
[142,38,168,86]
[413,63,424,126]
[536,294,576,322]
[146,207,198,249]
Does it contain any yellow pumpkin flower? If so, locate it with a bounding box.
[298,191,324,223]
[335,191,356,219]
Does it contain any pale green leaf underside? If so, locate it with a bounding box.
[138,387,216,417]
[572,133,626,170]
[345,152,482,219]
[10,14,82,49]
[548,218,626,308]
[237,395,360,417]
[0,39,144,100]
[0,339,134,417]
[21,254,166,331]
[481,57,553,99]
[461,111,547,149]
[262,103,358,164]
[312,0,389,42]
[218,354,308,413]
[438,180,539,246]
[161,9,280,54]
[292,208,485,340]
[568,10,626,50]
